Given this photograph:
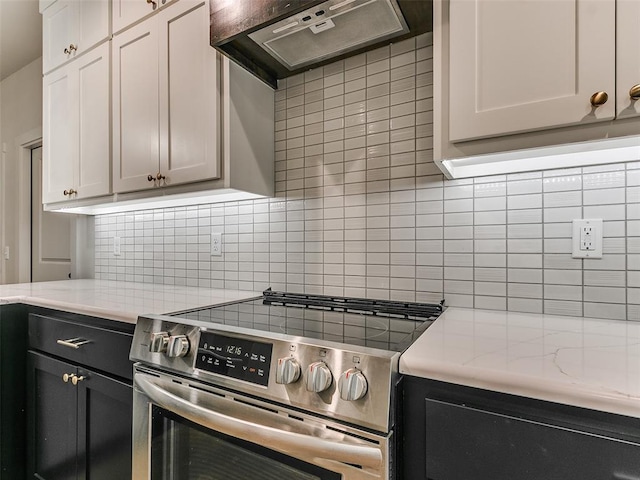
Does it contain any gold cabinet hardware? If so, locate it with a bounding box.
[62,373,75,383]
[590,91,608,107]
[63,188,77,196]
[63,44,77,55]
[147,173,166,183]
[71,375,85,385]
[146,0,157,7]
[630,84,640,100]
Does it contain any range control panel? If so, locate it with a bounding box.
[195,333,272,386]
[131,315,399,433]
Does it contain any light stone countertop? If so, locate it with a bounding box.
[0,279,262,323]
[400,307,640,419]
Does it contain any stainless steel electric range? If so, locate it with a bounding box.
[130,289,443,480]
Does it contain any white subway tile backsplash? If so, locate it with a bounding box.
[93,34,640,319]
[544,300,582,317]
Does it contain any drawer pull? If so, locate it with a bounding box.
[57,337,91,349]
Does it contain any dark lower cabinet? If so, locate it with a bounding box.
[402,377,640,480]
[0,304,28,479]
[27,310,134,480]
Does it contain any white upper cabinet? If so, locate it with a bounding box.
[112,0,220,194]
[43,64,75,203]
[448,0,615,142]
[43,43,111,203]
[112,19,160,193]
[112,0,175,34]
[617,0,640,119]
[42,0,110,74]
[435,0,640,178]
[159,0,220,186]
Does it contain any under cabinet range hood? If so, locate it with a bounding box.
[210,0,432,88]
[248,0,408,70]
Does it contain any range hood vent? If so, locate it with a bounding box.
[210,0,432,88]
[248,0,408,71]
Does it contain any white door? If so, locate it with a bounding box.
[112,19,161,193]
[159,0,220,185]
[448,0,616,142]
[617,0,640,118]
[31,147,72,282]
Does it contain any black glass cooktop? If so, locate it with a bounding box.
[172,290,444,352]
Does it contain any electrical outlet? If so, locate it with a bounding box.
[572,219,603,258]
[211,232,222,257]
[113,236,121,256]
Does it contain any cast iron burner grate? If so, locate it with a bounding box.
[262,288,444,322]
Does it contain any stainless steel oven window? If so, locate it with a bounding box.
[150,405,339,480]
[132,368,392,480]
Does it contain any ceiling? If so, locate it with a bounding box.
[0,0,42,81]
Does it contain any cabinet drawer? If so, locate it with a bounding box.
[28,314,133,380]
[424,398,640,480]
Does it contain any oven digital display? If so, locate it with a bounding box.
[195,332,272,386]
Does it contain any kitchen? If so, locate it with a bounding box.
[0,0,639,478]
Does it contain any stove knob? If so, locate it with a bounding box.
[338,368,368,401]
[149,332,169,353]
[167,335,190,358]
[276,357,301,385]
[305,361,332,393]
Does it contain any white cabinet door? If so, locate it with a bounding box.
[43,64,77,204]
[617,0,640,118]
[42,0,109,74]
[448,0,616,142]
[76,43,111,198]
[159,0,220,186]
[112,0,175,34]
[43,43,111,204]
[77,0,110,55]
[112,19,161,193]
[42,0,78,74]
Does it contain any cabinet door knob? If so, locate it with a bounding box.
[63,44,77,55]
[156,172,166,181]
[71,375,86,385]
[147,174,155,182]
[146,0,157,8]
[62,373,75,383]
[630,84,640,100]
[63,188,77,196]
[590,91,608,107]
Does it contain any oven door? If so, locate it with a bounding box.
[133,368,391,480]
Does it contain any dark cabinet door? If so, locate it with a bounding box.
[76,369,132,480]
[28,352,78,480]
[28,352,133,480]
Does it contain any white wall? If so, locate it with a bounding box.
[0,57,43,283]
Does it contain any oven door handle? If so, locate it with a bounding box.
[135,374,383,470]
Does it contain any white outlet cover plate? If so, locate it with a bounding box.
[211,231,222,257]
[572,219,603,259]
